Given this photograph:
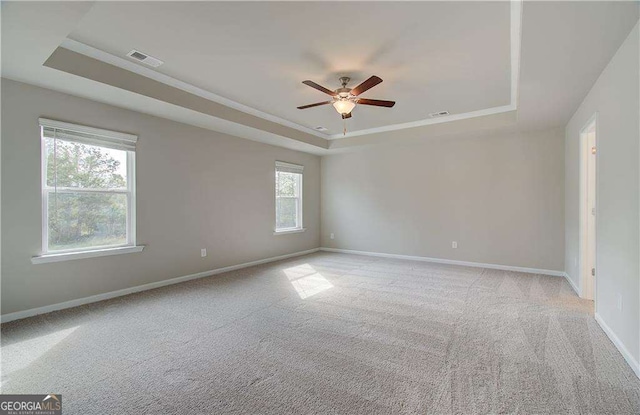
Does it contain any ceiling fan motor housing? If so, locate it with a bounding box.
[336,88,352,98]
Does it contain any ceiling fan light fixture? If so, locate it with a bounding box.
[332,99,356,115]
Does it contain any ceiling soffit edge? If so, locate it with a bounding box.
[57,0,522,141]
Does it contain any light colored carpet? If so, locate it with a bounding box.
[2,252,639,414]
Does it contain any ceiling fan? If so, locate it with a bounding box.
[297,75,395,120]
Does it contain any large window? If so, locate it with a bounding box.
[275,161,304,233]
[39,119,137,255]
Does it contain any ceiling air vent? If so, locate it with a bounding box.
[314,126,328,132]
[429,111,450,118]
[126,50,163,68]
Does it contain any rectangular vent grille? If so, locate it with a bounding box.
[126,50,163,68]
[130,51,147,60]
[429,111,450,118]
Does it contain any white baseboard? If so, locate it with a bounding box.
[320,247,565,277]
[594,313,640,379]
[562,272,581,296]
[1,248,320,324]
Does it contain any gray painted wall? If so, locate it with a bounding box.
[321,128,565,271]
[565,23,640,363]
[1,79,320,315]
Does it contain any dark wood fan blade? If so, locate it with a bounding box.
[302,80,337,96]
[341,112,352,119]
[350,76,383,96]
[357,98,396,108]
[297,101,332,109]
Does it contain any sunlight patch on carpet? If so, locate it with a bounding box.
[284,264,333,299]
[1,326,79,378]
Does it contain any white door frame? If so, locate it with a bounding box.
[579,112,598,301]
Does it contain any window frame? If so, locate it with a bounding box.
[274,161,305,234]
[36,119,140,261]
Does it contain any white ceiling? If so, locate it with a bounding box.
[1,1,638,153]
[67,1,512,136]
[517,1,640,129]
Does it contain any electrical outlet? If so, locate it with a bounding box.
[330,233,335,240]
[452,241,458,249]
[617,293,623,311]
[201,248,207,258]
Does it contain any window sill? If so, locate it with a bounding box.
[31,245,145,264]
[273,228,306,236]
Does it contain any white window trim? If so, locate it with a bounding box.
[275,161,304,174]
[273,228,307,236]
[275,161,304,234]
[33,119,143,264]
[31,245,145,264]
[38,118,138,146]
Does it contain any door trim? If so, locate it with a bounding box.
[579,112,598,301]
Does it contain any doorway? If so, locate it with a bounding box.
[580,115,597,301]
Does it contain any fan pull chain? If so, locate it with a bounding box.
[343,118,346,136]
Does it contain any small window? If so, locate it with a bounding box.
[275,161,303,233]
[39,118,137,254]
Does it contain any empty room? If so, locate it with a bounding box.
[1,1,640,413]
